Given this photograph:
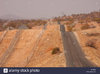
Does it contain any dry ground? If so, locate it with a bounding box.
[76,27,100,66]
[26,25,66,67]
[0,25,66,67]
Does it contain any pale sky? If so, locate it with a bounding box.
[0,0,100,19]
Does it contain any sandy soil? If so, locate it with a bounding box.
[2,29,42,67]
[0,30,17,59]
[26,25,66,67]
[76,27,100,66]
[0,25,66,67]
[73,22,100,31]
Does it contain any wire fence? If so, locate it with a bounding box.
[0,24,47,67]
[22,25,46,67]
[0,30,22,67]
[0,29,9,43]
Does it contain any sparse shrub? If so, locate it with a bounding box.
[86,33,100,37]
[3,20,47,30]
[93,18,100,23]
[79,20,84,24]
[67,26,73,31]
[52,47,60,55]
[86,40,97,49]
[81,25,90,30]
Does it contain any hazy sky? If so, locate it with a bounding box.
[0,0,100,19]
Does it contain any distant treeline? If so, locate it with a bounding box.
[52,11,100,23]
[0,19,47,31]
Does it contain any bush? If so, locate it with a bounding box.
[93,18,100,23]
[86,40,97,49]
[79,20,84,24]
[81,25,90,30]
[52,47,60,55]
[67,26,73,31]
[86,33,100,37]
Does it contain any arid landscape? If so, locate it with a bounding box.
[0,11,100,67]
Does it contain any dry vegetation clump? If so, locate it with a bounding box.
[86,39,97,49]
[0,25,3,31]
[26,20,47,29]
[4,20,30,29]
[93,18,100,23]
[67,26,73,31]
[79,20,85,24]
[81,24,90,30]
[52,17,66,22]
[67,25,75,31]
[3,20,47,29]
[86,33,100,37]
[0,20,7,31]
[52,47,61,55]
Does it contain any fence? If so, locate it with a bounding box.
[0,29,9,43]
[0,30,22,67]
[19,25,47,67]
